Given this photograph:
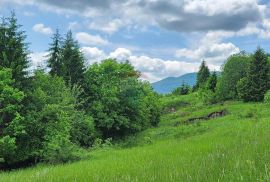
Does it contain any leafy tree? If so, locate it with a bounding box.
[195,61,210,89]
[47,29,64,76]
[216,52,250,100]
[84,59,160,138]
[237,48,269,102]
[61,31,85,85]
[0,12,29,89]
[0,68,25,164]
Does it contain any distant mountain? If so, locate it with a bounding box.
[152,73,197,94]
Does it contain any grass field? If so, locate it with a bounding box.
[1,94,270,181]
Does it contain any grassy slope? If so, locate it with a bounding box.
[1,94,270,181]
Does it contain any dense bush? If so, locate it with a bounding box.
[84,59,160,138]
[22,71,95,163]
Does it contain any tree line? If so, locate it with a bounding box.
[0,13,160,167]
[174,48,270,104]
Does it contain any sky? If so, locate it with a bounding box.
[1,0,270,82]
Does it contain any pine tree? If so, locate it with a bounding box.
[195,60,210,89]
[47,29,64,76]
[239,47,269,102]
[0,12,29,89]
[61,31,85,85]
[207,71,217,92]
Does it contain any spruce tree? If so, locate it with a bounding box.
[0,12,29,89]
[207,71,217,92]
[61,31,85,85]
[240,47,269,102]
[195,60,210,89]
[47,29,64,76]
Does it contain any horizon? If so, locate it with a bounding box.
[1,0,270,82]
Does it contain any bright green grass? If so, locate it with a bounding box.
[1,95,270,181]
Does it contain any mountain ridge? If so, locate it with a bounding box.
[152,72,197,94]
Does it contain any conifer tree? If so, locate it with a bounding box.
[195,60,210,89]
[207,71,217,92]
[61,31,85,85]
[239,47,269,102]
[47,29,64,76]
[0,12,29,89]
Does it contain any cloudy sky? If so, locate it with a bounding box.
[1,0,270,82]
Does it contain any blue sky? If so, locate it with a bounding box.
[1,0,270,82]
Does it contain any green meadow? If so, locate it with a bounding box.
[1,94,270,182]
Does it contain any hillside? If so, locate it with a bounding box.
[152,73,197,94]
[1,94,270,181]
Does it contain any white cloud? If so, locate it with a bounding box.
[29,52,47,71]
[176,30,240,65]
[76,32,109,46]
[109,48,132,61]
[32,23,53,35]
[183,0,263,16]
[81,47,106,65]
[88,19,126,34]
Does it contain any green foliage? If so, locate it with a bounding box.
[197,87,217,105]
[84,59,160,138]
[0,68,25,164]
[0,12,29,89]
[236,77,249,101]
[195,61,210,89]
[216,52,251,100]
[206,72,217,92]
[264,90,270,103]
[22,71,95,163]
[172,83,191,95]
[238,48,269,102]
[4,97,270,181]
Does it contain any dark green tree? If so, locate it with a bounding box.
[0,12,29,89]
[195,61,210,89]
[238,47,269,102]
[172,83,190,95]
[206,71,217,92]
[47,29,64,76]
[61,31,85,85]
